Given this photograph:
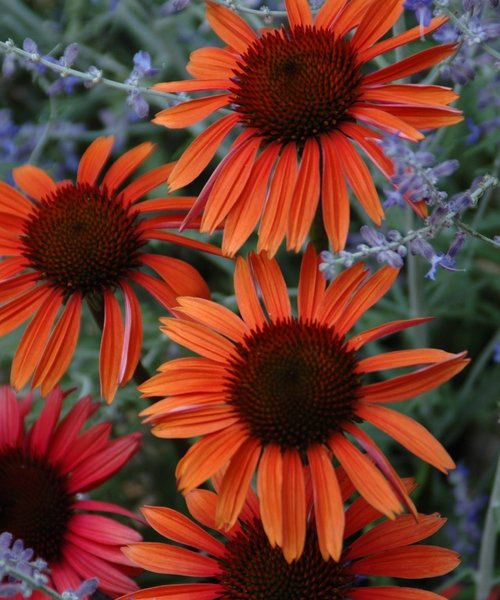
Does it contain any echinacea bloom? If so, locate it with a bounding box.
[0,136,220,403]
[0,385,142,598]
[119,481,460,599]
[140,246,469,562]
[152,0,462,256]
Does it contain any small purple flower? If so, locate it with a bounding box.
[160,0,191,15]
[404,0,434,33]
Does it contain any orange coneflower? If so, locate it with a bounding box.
[0,136,220,403]
[152,0,462,256]
[0,385,141,598]
[119,480,459,599]
[140,245,469,562]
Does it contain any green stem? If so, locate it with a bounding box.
[309,203,329,254]
[476,453,500,600]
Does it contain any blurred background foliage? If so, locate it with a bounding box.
[0,0,499,597]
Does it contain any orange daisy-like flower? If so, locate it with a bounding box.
[152,0,462,256]
[140,246,469,562]
[0,136,220,403]
[120,481,459,599]
[0,385,141,598]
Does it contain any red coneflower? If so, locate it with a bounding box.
[119,480,459,599]
[152,0,462,256]
[0,385,141,598]
[140,245,469,562]
[0,136,220,403]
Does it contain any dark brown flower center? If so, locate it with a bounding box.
[22,183,144,295]
[0,448,72,562]
[225,318,361,451]
[229,25,362,145]
[219,518,355,599]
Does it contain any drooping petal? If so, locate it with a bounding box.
[330,434,402,518]
[307,444,344,561]
[119,281,143,385]
[357,403,455,472]
[100,290,125,404]
[320,134,351,252]
[168,114,239,191]
[10,288,62,390]
[216,436,261,530]
[258,143,298,257]
[257,444,283,548]
[32,292,82,395]
[287,138,321,252]
[0,385,22,448]
[77,136,114,186]
[153,94,232,129]
[281,450,306,563]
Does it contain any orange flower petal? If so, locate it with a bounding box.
[118,281,143,385]
[285,0,312,27]
[0,283,50,335]
[185,489,219,532]
[314,0,345,29]
[249,252,292,322]
[381,105,463,129]
[336,265,399,337]
[339,122,394,179]
[77,136,114,186]
[357,403,455,472]
[216,437,261,529]
[99,290,124,404]
[176,297,248,342]
[206,0,257,53]
[349,586,450,599]
[358,15,448,63]
[151,406,238,438]
[363,43,458,86]
[257,444,283,548]
[331,434,402,518]
[360,353,469,402]
[176,425,247,494]
[360,84,459,106]
[153,94,231,129]
[130,271,177,311]
[160,318,235,362]
[152,79,230,93]
[13,165,57,201]
[118,583,223,599]
[349,104,425,141]
[0,257,27,280]
[234,256,267,330]
[347,545,460,578]
[320,134,351,252]
[223,143,280,256]
[307,444,344,561]
[168,113,239,191]
[147,231,224,258]
[10,288,62,390]
[358,348,455,373]
[346,513,446,560]
[202,136,261,234]
[142,506,225,557]
[101,142,155,192]
[287,137,321,252]
[347,316,434,351]
[258,143,298,257]
[122,542,218,577]
[120,163,174,205]
[281,450,306,563]
[187,47,238,80]
[332,0,375,37]
[297,244,326,322]
[141,254,210,300]
[32,292,82,395]
[351,0,402,51]
[0,181,33,215]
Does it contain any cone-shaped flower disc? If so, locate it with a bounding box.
[152,0,462,255]
[140,246,469,562]
[119,481,459,599]
[0,385,142,598]
[0,136,221,403]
